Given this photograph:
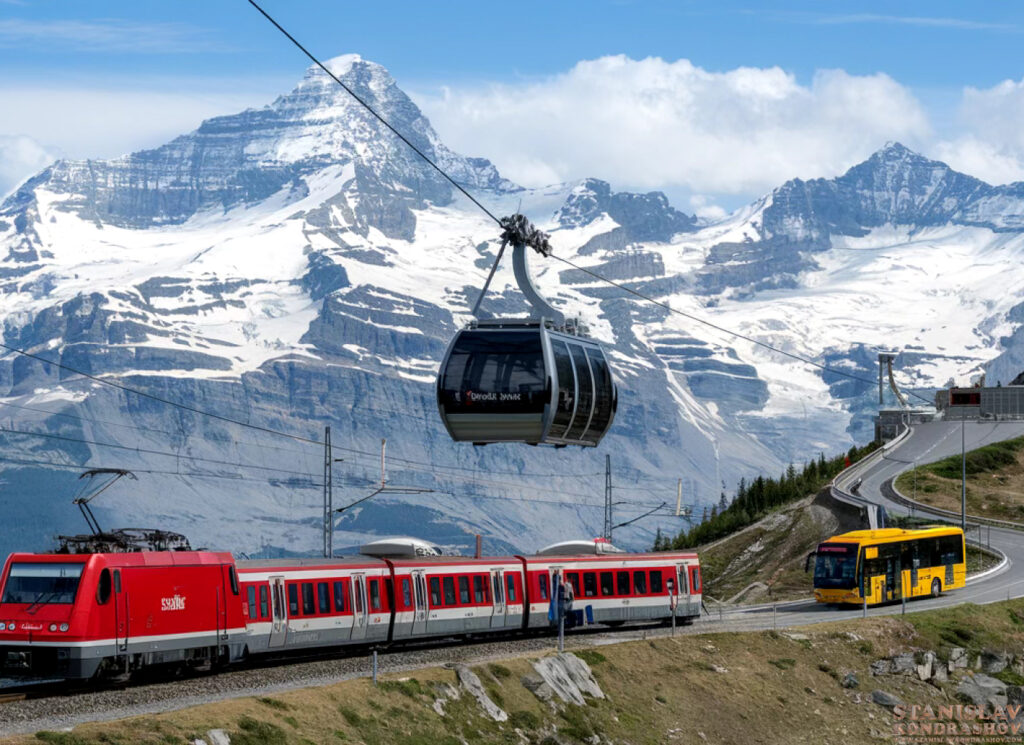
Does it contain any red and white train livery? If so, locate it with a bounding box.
[0,538,700,680]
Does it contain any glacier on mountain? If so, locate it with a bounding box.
[0,56,1022,558]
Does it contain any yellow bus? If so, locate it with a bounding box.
[808,526,966,606]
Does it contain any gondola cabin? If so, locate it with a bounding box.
[437,320,616,447]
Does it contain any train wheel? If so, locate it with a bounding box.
[930,579,941,598]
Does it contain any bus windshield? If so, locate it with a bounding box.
[1,563,84,605]
[813,543,858,589]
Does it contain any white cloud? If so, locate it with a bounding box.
[413,56,932,196]
[0,134,56,198]
[930,77,1024,185]
[0,19,231,53]
[0,82,282,177]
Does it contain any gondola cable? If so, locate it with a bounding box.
[246,2,934,414]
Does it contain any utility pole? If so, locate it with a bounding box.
[961,418,967,533]
[603,454,613,541]
[323,426,333,558]
[675,478,683,517]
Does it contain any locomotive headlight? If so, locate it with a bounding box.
[49,623,57,632]
[60,623,69,632]
[0,622,7,630]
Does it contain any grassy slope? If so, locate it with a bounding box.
[14,599,1024,745]
[893,436,1024,522]
[697,491,862,603]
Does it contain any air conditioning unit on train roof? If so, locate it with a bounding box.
[535,538,626,556]
[359,537,444,558]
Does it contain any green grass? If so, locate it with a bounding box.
[257,697,291,711]
[378,678,424,698]
[487,663,512,679]
[574,649,607,666]
[925,437,1024,479]
[231,717,287,745]
[768,658,796,670]
[509,710,540,729]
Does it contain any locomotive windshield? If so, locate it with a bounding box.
[1,563,84,605]
[440,331,546,413]
[812,543,858,589]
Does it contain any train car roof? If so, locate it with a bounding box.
[387,555,522,567]
[6,551,233,567]
[236,557,388,570]
[521,551,698,563]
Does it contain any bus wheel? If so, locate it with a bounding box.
[931,579,941,598]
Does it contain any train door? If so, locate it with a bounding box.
[412,571,427,636]
[676,564,690,615]
[113,569,128,653]
[269,577,287,648]
[687,565,701,616]
[490,569,505,628]
[351,574,368,641]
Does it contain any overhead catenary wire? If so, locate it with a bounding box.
[247,3,934,408]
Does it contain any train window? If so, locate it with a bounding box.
[617,571,629,595]
[259,586,269,618]
[355,581,364,613]
[429,577,441,606]
[272,585,282,618]
[691,567,702,593]
[506,574,517,603]
[566,572,580,596]
[385,579,393,610]
[459,577,471,604]
[583,572,597,598]
[599,572,614,596]
[288,584,299,615]
[334,581,346,612]
[402,578,412,608]
[247,586,257,618]
[650,571,663,594]
[369,580,381,611]
[228,567,240,596]
[492,575,504,604]
[443,577,457,606]
[633,571,647,595]
[538,573,549,601]
[318,582,330,614]
[474,576,485,603]
[113,569,122,593]
[96,568,112,605]
[302,583,315,615]
[677,568,688,595]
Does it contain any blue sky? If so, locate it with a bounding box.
[2,1,1024,211]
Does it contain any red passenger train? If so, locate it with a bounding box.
[0,538,700,681]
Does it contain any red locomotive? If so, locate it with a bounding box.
[0,538,700,681]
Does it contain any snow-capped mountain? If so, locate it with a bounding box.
[1,56,1022,558]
